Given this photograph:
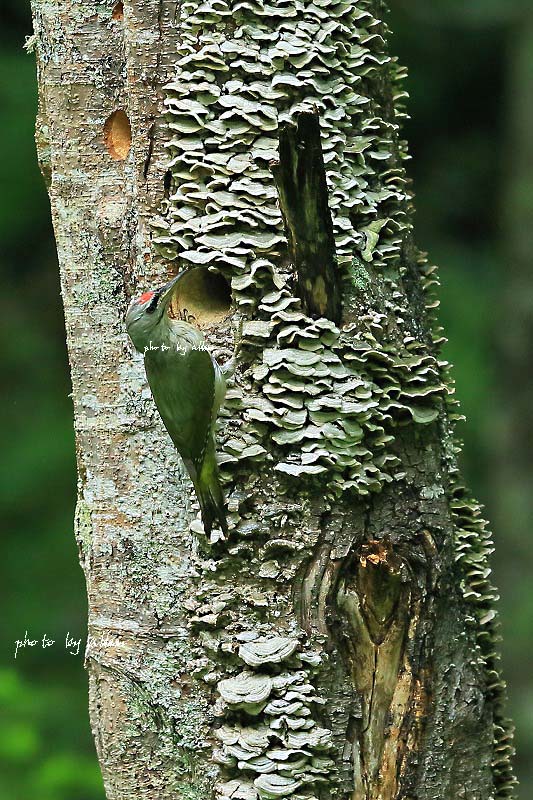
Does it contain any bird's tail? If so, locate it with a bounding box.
[191,443,228,537]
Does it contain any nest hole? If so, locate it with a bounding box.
[112,2,124,20]
[103,110,131,160]
[169,267,232,329]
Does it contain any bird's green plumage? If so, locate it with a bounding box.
[145,344,216,471]
[125,278,228,535]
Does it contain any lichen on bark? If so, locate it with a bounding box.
[31,0,515,798]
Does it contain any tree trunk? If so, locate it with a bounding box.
[30,1,515,799]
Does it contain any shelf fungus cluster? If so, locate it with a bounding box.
[214,636,335,800]
[153,0,411,285]
[150,0,516,796]
[153,0,447,500]
[451,483,516,793]
[219,306,445,500]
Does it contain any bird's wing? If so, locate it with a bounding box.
[145,347,217,472]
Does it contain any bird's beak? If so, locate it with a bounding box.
[157,271,186,308]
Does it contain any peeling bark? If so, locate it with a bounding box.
[31,2,515,800]
[272,113,341,324]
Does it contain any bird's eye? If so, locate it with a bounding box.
[146,293,160,314]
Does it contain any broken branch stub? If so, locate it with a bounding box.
[272,112,341,325]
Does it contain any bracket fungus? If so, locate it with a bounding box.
[218,671,273,713]
[238,637,299,668]
[254,774,302,798]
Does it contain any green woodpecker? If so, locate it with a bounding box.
[125,273,228,535]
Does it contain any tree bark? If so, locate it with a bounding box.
[30,2,515,799]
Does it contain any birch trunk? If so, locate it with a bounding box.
[30,1,515,799]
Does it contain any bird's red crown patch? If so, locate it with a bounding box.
[137,291,155,304]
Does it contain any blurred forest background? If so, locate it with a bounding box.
[1,0,531,797]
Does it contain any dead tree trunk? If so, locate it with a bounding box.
[30,1,515,798]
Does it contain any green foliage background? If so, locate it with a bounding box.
[1,1,531,797]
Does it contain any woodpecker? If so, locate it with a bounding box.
[125,273,228,535]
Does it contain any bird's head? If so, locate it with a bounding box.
[125,272,184,353]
